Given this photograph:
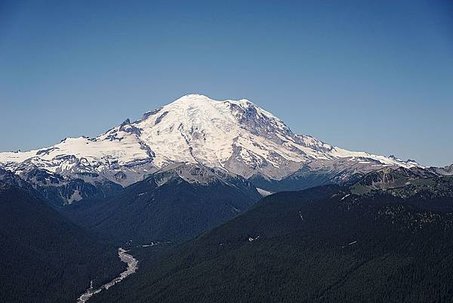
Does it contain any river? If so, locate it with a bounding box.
[77,248,138,303]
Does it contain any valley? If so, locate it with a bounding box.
[89,176,453,303]
[77,248,138,303]
[0,95,451,303]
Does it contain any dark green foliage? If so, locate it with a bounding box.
[0,185,124,303]
[92,181,453,303]
[66,176,261,244]
[250,168,335,192]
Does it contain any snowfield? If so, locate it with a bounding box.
[0,94,419,189]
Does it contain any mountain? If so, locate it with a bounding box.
[21,168,123,207]
[0,168,124,303]
[430,164,453,176]
[0,165,34,190]
[0,94,419,204]
[90,173,453,303]
[65,163,262,244]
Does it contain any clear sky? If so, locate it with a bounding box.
[0,0,452,166]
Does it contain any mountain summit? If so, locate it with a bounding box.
[0,94,418,198]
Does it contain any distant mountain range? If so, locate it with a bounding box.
[0,94,431,205]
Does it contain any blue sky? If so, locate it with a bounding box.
[0,0,452,166]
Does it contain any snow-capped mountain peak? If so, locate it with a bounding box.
[0,94,419,191]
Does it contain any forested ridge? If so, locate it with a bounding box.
[0,185,124,303]
[92,181,453,303]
